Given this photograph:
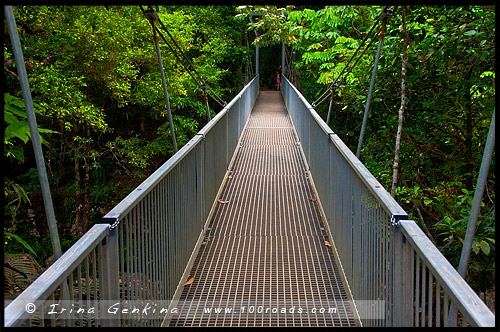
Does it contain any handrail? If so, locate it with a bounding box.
[283,76,407,220]
[4,224,110,327]
[281,75,495,327]
[4,75,259,328]
[102,134,203,223]
[102,74,259,224]
[399,220,495,327]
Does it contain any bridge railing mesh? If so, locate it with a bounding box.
[4,75,259,327]
[281,75,494,328]
[4,224,111,327]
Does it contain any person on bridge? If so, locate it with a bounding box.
[276,66,282,91]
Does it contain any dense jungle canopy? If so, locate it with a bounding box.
[3,5,495,305]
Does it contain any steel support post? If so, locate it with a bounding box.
[447,108,495,326]
[392,224,408,326]
[201,83,211,121]
[356,21,387,159]
[458,108,495,277]
[248,15,259,76]
[326,88,335,125]
[151,19,178,152]
[101,228,120,327]
[5,6,62,259]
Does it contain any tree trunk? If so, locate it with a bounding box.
[81,126,91,235]
[245,61,249,85]
[58,124,67,177]
[74,152,82,236]
[139,115,145,133]
[464,76,474,191]
[391,6,408,198]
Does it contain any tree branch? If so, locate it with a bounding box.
[391,6,408,198]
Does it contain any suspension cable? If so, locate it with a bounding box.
[140,6,227,107]
[142,7,200,85]
[152,7,227,107]
[312,20,380,106]
[140,6,200,86]
[312,6,393,107]
[313,26,382,107]
[245,31,254,80]
[337,7,394,89]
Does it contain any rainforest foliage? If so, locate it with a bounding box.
[4,5,495,297]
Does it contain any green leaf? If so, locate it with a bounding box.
[6,146,25,162]
[479,240,490,256]
[4,104,27,118]
[39,128,60,135]
[463,30,477,36]
[480,71,495,78]
[472,241,480,254]
[4,111,18,124]
[10,181,32,205]
[5,232,37,257]
[5,121,31,144]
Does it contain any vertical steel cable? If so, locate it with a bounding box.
[326,87,336,125]
[5,6,63,259]
[356,18,388,159]
[312,18,381,107]
[312,7,394,108]
[148,13,178,152]
[140,6,226,107]
[447,108,495,326]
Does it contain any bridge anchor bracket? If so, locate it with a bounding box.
[102,216,120,230]
[390,213,408,226]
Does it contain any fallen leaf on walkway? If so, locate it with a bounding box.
[227,175,233,179]
[184,277,194,286]
[217,199,229,204]
[325,241,332,248]
[309,197,317,202]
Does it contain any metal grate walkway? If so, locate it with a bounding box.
[169,91,357,327]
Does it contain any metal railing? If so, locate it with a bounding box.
[4,75,259,327]
[281,75,495,327]
[4,224,112,327]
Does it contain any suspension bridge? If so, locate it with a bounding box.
[4,5,495,328]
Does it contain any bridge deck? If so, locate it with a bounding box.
[169,91,357,327]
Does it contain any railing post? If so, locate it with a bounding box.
[392,220,415,327]
[101,227,120,327]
